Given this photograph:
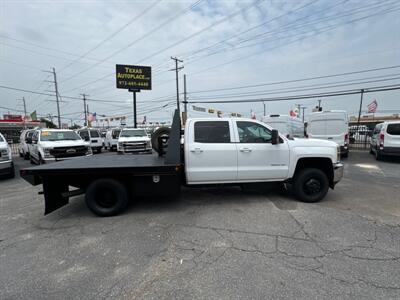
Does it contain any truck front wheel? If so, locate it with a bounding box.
[293,168,329,203]
[85,179,128,217]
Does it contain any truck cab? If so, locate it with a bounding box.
[105,128,121,151]
[370,121,400,160]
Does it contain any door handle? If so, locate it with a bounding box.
[190,148,203,153]
[240,148,252,152]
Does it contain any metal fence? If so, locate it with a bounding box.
[9,143,20,156]
[349,127,372,150]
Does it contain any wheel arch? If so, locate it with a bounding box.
[292,157,334,189]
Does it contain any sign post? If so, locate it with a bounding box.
[116,64,151,128]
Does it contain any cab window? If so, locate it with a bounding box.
[194,121,230,143]
[237,121,272,143]
[79,130,89,139]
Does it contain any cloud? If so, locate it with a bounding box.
[0,0,399,123]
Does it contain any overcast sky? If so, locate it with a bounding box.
[1,0,399,126]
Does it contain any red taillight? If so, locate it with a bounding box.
[344,133,349,143]
[379,133,384,148]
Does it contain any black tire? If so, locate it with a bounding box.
[375,148,382,161]
[369,145,374,154]
[97,148,102,153]
[342,152,348,158]
[293,168,329,203]
[85,178,129,217]
[24,152,30,160]
[7,162,15,179]
[30,155,36,165]
[151,127,170,154]
[19,151,23,158]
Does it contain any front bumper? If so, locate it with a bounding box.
[42,153,92,162]
[0,160,13,175]
[381,147,400,157]
[333,162,344,183]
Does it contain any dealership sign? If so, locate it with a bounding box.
[116,64,152,90]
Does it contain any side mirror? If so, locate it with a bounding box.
[271,129,279,145]
[26,137,32,144]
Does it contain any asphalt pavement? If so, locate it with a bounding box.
[1,151,399,299]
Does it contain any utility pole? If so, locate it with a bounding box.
[183,74,188,124]
[357,89,364,130]
[53,68,61,128]
[301,106,306,123]
[80,93,88,126]
[17,97,27,128]
[318,99,322,110]
[170,57,184,121]
[44,68,62,128]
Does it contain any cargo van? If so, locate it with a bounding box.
[262,115,305,138]
[307,110,349,157]
[370,121,400,160]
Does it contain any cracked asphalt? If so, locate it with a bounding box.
[1,151,399,299]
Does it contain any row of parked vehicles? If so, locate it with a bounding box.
[262,111,400,160]
[18,127,152,165]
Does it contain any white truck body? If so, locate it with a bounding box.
[0,133,14,177]
[184,118,341,185]
[370,121,400,159]
[29,129,92,164]
[77,128,103,153]
[117,128,152,153]
[18,129,34,159]
[262,115,305,138]
[306,110,349,156]
[105,128,121,150]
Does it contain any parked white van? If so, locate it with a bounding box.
[262,114,305,138]
[307,110,349,157]
[117,128,152,154]
[105,128,121,151]
[18,129,34,160]
[370,121,400,160]
[77,128,103,153]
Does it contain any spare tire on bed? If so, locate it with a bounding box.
[151,127,170,155]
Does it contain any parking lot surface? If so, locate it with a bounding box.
[1,151,399,299]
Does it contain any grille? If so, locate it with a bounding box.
[50,146,88,158]
[121,142,147,152]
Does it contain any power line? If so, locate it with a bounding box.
[58,0,161,73]
[189,65,400,94]
[187,4,400,77]
[60,0,204,84]
[188,84,400,104]
[189,75,400,100]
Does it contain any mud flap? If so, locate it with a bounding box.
[42,177,69,215]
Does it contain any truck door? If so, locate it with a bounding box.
[234,121,289,181]
[186,120,237,184]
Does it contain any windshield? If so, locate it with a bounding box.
[40,131,81,141]
[120,129,147,137]
[90,130,100,138]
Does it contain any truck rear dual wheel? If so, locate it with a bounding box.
[85,178,128,217]
[293,168,329,203]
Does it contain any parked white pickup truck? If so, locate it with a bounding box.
[117,128,152,154]
[21,112,344,217]
[0,133,15,178]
